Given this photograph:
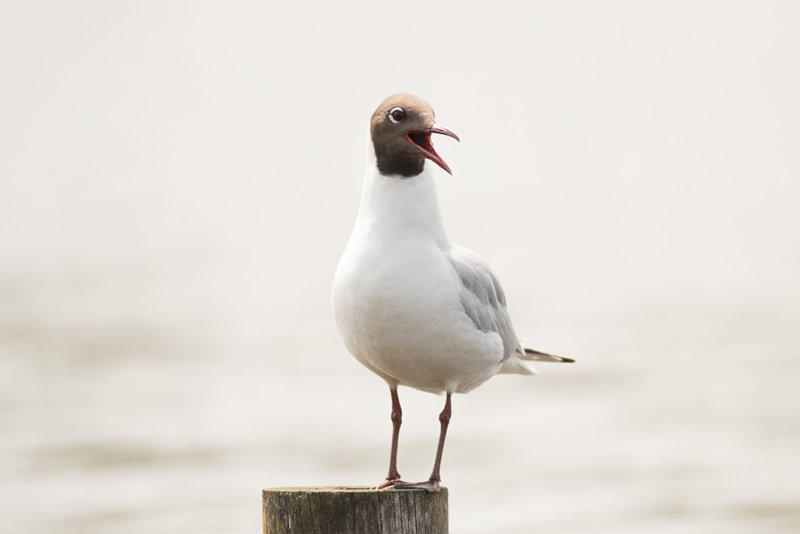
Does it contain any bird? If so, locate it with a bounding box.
[332,93,573,493]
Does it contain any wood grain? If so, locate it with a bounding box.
[262,486,448,534]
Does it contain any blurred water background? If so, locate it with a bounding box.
[1,2,799,533]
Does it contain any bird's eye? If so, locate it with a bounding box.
[388,107,406,124]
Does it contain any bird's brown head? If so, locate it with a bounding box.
[370,93,459,178]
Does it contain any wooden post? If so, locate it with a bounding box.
[262,486,448,534]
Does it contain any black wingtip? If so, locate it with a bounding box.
[523,348,576,363]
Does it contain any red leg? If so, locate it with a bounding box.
[375,388,404,489]
[428,391,452,484]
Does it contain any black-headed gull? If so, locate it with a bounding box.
[333,93,573,493]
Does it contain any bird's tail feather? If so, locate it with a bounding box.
[521,348,575,363]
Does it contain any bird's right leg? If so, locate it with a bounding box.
[375,387,405,489]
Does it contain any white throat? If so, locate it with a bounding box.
[355,146,450,248]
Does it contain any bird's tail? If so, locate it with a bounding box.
[521,348,575,363]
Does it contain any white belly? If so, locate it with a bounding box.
[333,234,504,394]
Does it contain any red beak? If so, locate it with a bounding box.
[406,124,460,175]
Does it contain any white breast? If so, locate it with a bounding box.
[332,161,504,394]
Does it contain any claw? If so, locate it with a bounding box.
[373,478,407,490]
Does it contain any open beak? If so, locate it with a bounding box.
[406,124,460,175]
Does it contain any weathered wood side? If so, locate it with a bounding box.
[262,486,448,534]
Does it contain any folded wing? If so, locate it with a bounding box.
[449,245,575,365]
[448,245,522,362]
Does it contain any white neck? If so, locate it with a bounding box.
[355,149,449,248]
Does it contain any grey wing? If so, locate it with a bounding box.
[448,245,523,361]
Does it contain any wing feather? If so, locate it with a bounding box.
[448,245,522,361]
